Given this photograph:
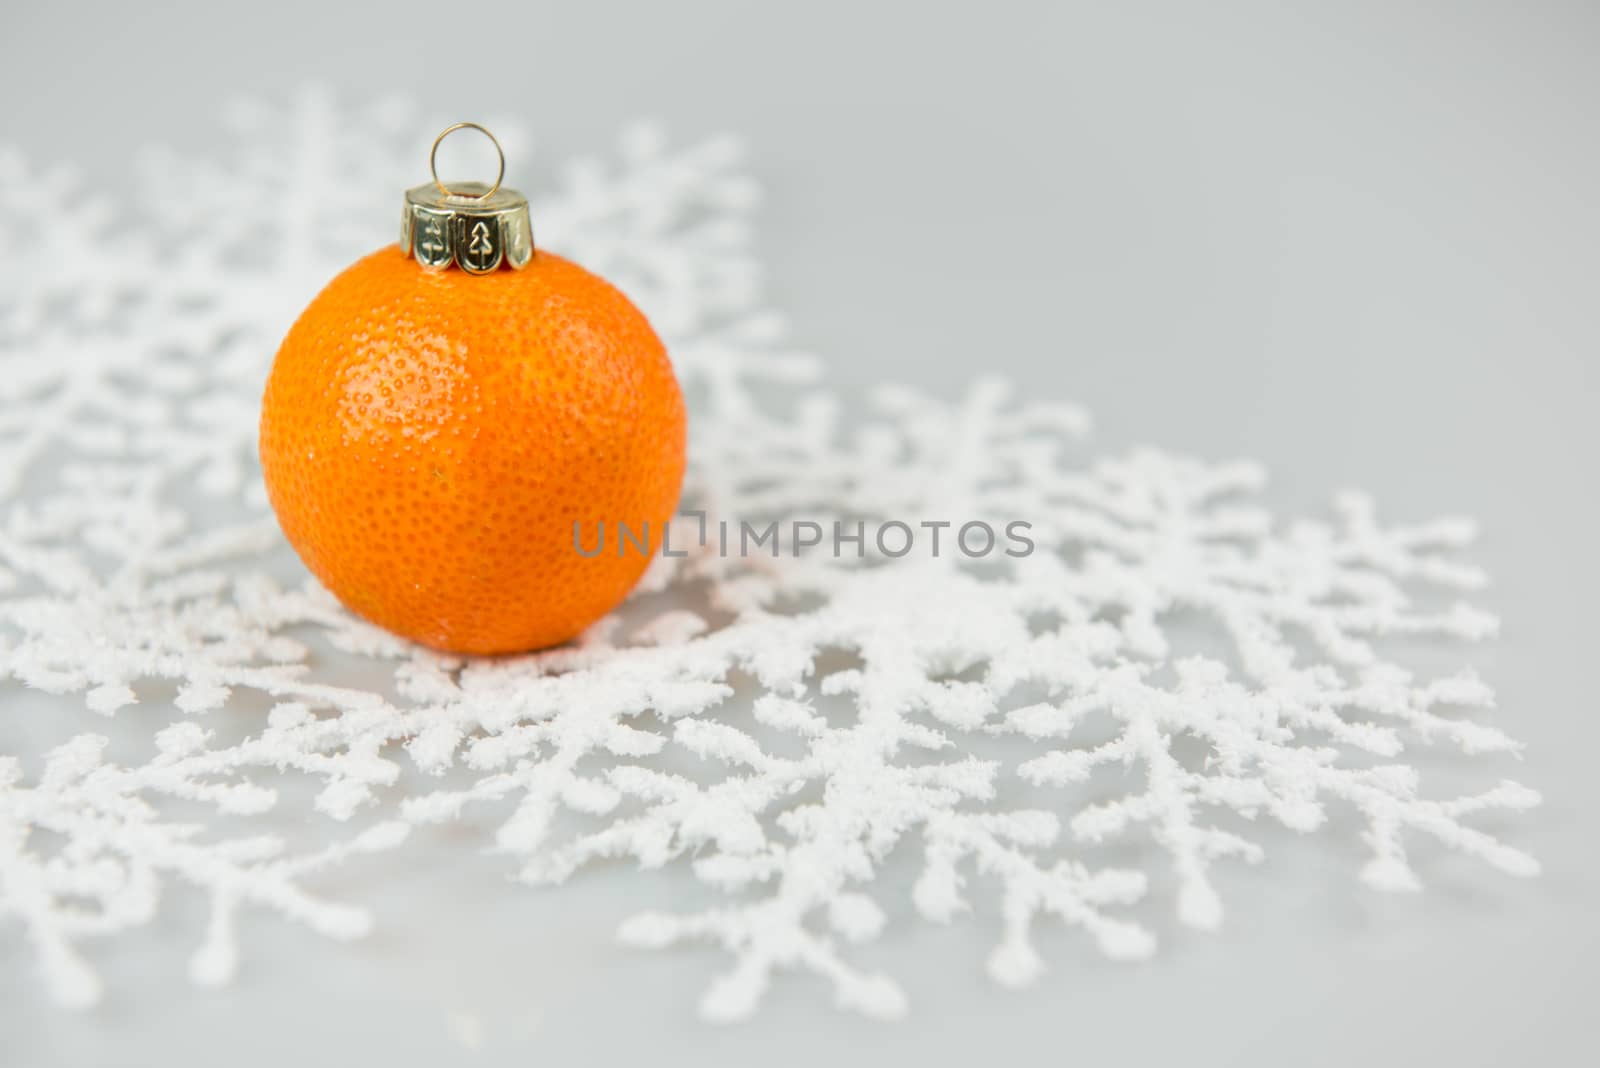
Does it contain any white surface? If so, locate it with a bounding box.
[2,2,1597,1065]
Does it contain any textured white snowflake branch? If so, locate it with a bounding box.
[0,90,1537,1019]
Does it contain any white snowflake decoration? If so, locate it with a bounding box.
[0,89,1539,1020]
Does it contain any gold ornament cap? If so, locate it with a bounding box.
[401,122,534,274]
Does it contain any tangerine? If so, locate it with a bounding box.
[259,246,687,655]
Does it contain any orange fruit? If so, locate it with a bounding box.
[259,246,687,655]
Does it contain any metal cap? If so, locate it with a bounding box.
[400,123,534,274]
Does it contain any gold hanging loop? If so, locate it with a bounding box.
[428,121,506,201]
[403,122,532,273]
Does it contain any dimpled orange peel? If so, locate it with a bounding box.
[259,123,687,655]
